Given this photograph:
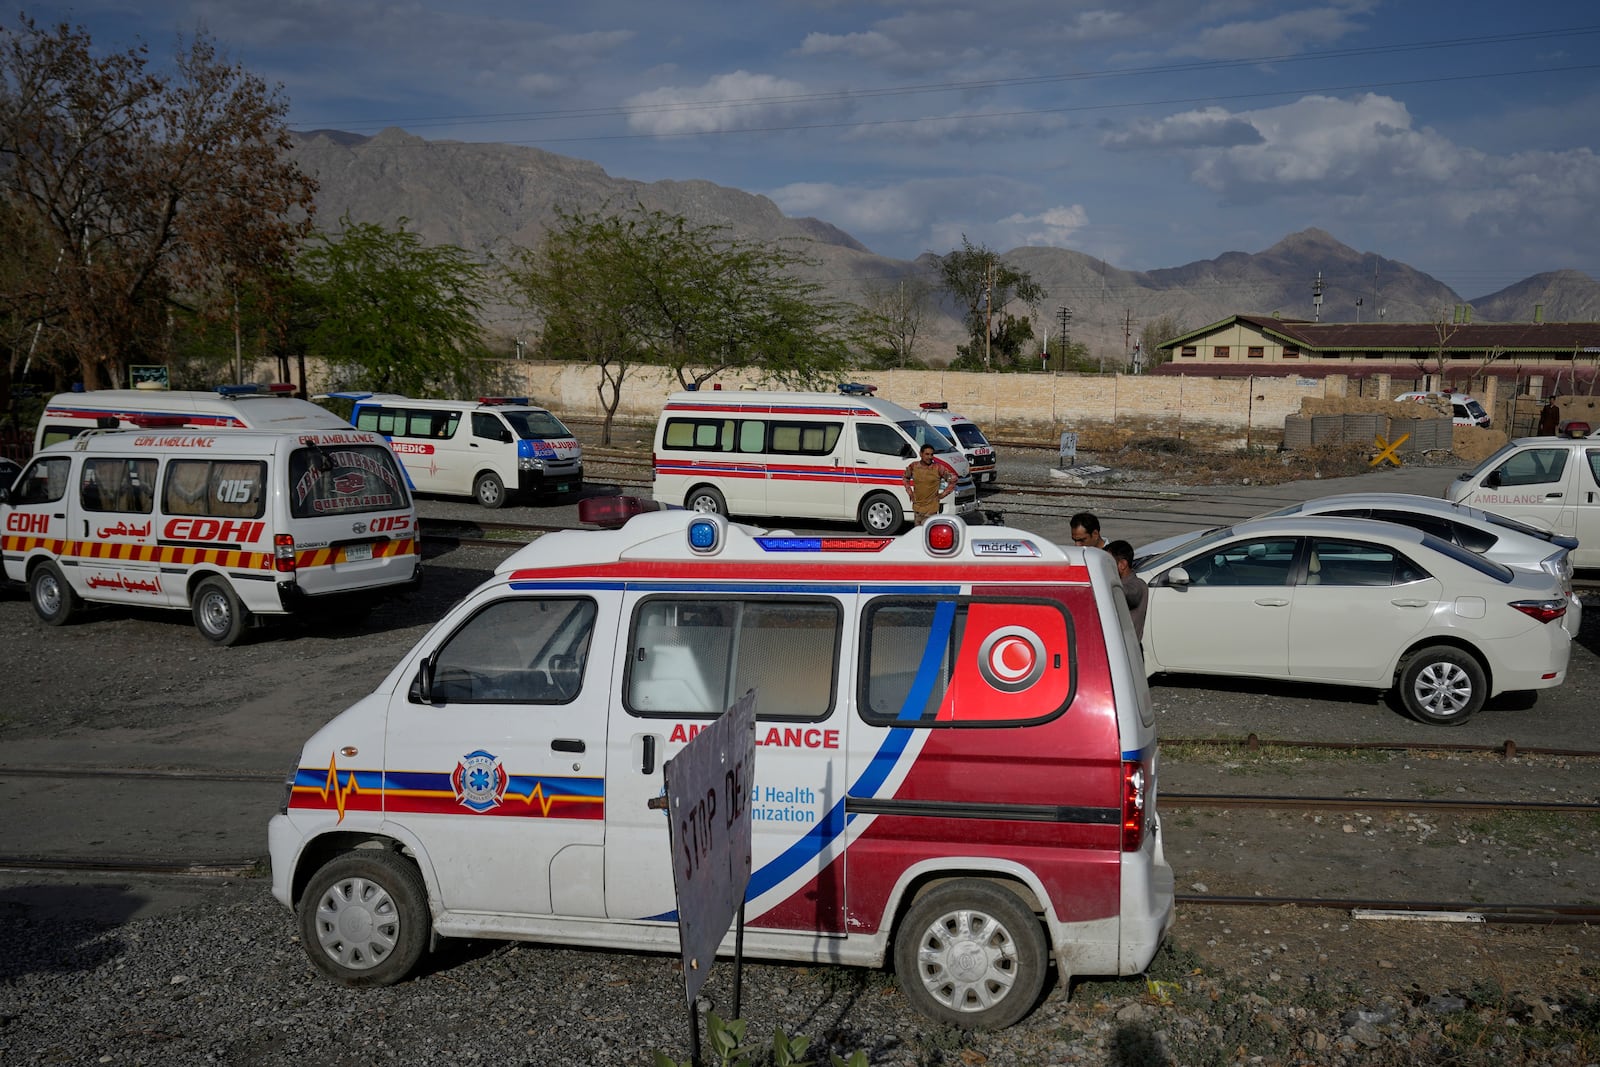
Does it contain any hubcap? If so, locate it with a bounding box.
[914,907,1019,1014]
[1413,662,1472,717]
[199,592,231,636]
[314,875,400,970]
[36,574,61,615]
[691,496,719,513]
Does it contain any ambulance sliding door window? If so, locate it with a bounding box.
[856,423,912,459]
[625,598,840,720]
[164,460,266,518]
[859,598,1076,726]
[80,458,157,513]
[12,457,70,505]
[427,597,597,704]
[768,420,842,456]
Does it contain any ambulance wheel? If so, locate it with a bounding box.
[192,577,249,646]
[29,561,79,626]
[298,850,429,987]
[860,492,904,534]
[893,880,1048,1030]
[473,471,507,509]
[1399,645,1486,726]
[686,485,726,515]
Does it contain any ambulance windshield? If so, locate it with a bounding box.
[503,410,574,440]
[898,420,958,454]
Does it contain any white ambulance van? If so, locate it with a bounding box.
[334,394,584,509]
[268,509,1173,1030]
[919,402,999,484]
[1,427,421,644]
[653,390,978,533]
[1448,436,1600,568]
[35,385,347,451]
[1394,390,1492,429]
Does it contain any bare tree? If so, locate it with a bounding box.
[857,275,932,368]
[0,17,316,389]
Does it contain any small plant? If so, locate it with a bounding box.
[653,1011,869,1067]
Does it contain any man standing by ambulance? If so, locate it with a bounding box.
[903,444,955,525]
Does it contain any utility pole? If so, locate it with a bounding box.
[1312,271,1324,322]
[1119,309,1134,373]
[1057,305,1072,370]
[983,260,994,369]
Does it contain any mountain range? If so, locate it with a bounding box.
[290,128,1600,365]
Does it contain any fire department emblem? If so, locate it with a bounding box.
[452,749,508,812]
[977,626,1047,693]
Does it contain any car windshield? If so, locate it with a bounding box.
[503,410,573,440]
[1457,442,1522,481]
[952,423,989,448]
[898,420,958,454]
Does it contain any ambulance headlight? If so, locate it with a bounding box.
[687,517,722,554]
[519,456,545,472]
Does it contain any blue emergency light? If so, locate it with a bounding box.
[687,518,721,553]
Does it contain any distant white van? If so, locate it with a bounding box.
[336,394,584,509]
[918,403,998,484]
[35,385,348,452]
[652,390,977,533]
[1394,391,1491,429]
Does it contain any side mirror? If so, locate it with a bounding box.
[501,428,513,443]
[1484,471,1502,490]
[1165,566,1191,587]
[411,653,437,704]
[0,486,9,505]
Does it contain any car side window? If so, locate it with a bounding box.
[1494,448,1567,487]
[471,412,506,441]
[1182,537,1297,587]
[1307,538,1428,587]
[857,423,911,458]
[428,597,597,705]
[13,457,71,505]
[1586,449,1600,488]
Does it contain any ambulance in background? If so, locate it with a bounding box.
[1394,390,1492,429]
[268,508,1173,1030]
[919,402,999,484]
[332,394,584,509]
[652,389,978,533]
[35,385,347,452]
[0,426,420,644]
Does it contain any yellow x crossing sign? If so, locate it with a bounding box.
[1371,432,1410,467]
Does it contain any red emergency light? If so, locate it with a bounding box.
[578,495,662,529]
[477,397,529,406]
[124,415,191,428]
[919,401,949,410]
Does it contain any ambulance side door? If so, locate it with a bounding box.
[1464,444,1576,544]
[605,590,851,934]
[1573,446,1600,569]
[1,456,73,584]
[75,455,169,606]
[383,591,615,918]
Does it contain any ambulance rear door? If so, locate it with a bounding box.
[282,438,418,596]
[604,585,852,935]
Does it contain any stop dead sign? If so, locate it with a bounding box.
[663,689,757,1005]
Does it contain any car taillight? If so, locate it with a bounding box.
[1121,760,1146,852]
[1509,598,1566,624]
[275,533,297,573]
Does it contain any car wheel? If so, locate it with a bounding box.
[192,577,249,646]
[29,561,79,626]
[298,850,430,987]
[859,491,904,534]
[473,471,507,509]
[1399,646,1486,726]
[686,486,726,515]
[893,880,1048,1030]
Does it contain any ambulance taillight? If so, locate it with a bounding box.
[1121,760,1147,852]
[274,533,297,573]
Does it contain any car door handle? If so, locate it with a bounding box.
[1253,597,1290,607]
[1391,599,1430,608]
[1546,492,1563,499]
[552,738,586,754]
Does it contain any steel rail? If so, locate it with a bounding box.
[1176,894,1600,924]
[1163,734,1600,760]
[1163,792,1600,814]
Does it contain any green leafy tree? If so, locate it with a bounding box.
[937,236,1044,369]
[293,216,489,396]
[506,204,854,443]
[0,17,316,390]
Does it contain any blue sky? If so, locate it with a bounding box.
[19,0,1600,298]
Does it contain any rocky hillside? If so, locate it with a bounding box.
[291,130,1600,364]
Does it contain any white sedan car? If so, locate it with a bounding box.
[1135,516,1573,725]
[1134,492,1581,637]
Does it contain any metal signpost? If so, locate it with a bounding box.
[659,690,757,1066]
[1058,431,1078,469]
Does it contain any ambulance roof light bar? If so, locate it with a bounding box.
[478,396,529,406]
[919,401,949,410]
[577,495,663,529]
[837,382,877,396]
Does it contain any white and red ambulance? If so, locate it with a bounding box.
[267,507,1172,1029]
[1,426,421,644]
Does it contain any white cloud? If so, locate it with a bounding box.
[1170,1,1378,59]
[995,204,1092,247]
[1102,107,1263,150]
[623,71,849,135]
[796,30,897,62]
